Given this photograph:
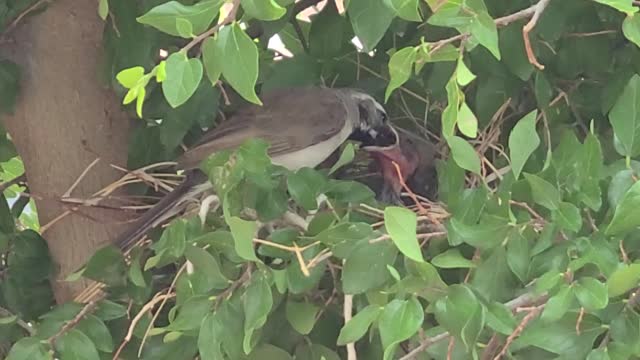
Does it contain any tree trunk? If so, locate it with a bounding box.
[1,0,130,302]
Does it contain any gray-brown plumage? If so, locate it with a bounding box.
[113,86,391,253]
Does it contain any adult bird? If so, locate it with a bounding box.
[113,86,393,254]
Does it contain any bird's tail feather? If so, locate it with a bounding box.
[114,170,210,253]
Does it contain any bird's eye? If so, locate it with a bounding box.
[378,110,388,123]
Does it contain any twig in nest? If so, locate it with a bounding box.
[391,161,427,215]
[112,292,176,360]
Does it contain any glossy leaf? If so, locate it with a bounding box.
[593,0,638,14]
[470,11,500,60]
[342,239,398,294]
[347,0,395,51]
[286,300,319,335]
[202,36,222,84]
[623,14,640,48]
[218,23,262,105]
[431,248,475,269]
[509,110,540,180]
[541,286,574,322]
[241,0,286,21]
[384,206,424,262]
[162,52,203,108]
[137,0,223,37]
[448,136,481,175]
[243,273,273,353]
[55,329,100,360]
[553,202,582,232]
[608,74,640,157]
[574,277,608,310]
[457,102,478,138]
[378,298,424,360]
[6,338,50,360]
[607,263,640,297]
[385,47,417,101]
[228,216,258,261]
[606,179,640,235]
[337,305,382,345]
[524,173,561,210]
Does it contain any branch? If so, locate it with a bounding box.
[398,292,547,360]
[181,0,242,53]
[428,0,549,58]
[522,0,552,70]
[48,300,98,346]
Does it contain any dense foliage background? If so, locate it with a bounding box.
[3,0,640,359]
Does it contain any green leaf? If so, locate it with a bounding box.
[286,300,319,335]
[241,0,286,21]
[248,344,294,359]
[55,329,100,360]
[574,277,608,311]
[98,0,109,20]
[287,167,328,211]
[607,263,640,297]
[431,248,475,268]
[524,173,561,210]
[176,17,194,37]
[329,143,356,175]
[116,66,145,88]
[592,0,638,14]
[218,23,262,105]
[485,302,516,335]
[378,298,424,360]
[94,300,127,321]
[553,202,582,232]
[383,0,420,21]
[83,246,126,287]
[199,312,224,360]
[202,36,222,84]
[509,110,540,180]
[456,57,476,86]
[6,338,50,360]
[623,14,640,48]
[243,273,273,354]
[308,2,350,59]
[136,0,223,37]
[434,284,485,352]
[609,74,640,157]
[448,216,511,249]
[587,348,611,360]
[162,52,203,108]
[337,305,382,345]
[168,295,212,331]
[384,206,424,262]
[384,47,417,101]
[506,230,529,283]
[448,135,481,175]
[76,315,114,353]
[606,180,640,236]
[457,102,478,138]
[342,239,398,294]
[347,0,395,52]
[442,76,460,139]
[184,245,229,290]
[541,286,574,322]
[470,10,500,60]
[228,216,258,261]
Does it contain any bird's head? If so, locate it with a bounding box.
[339,89,396,148]
[362,126,437,205]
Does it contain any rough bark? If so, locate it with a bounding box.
[1,0,130,302]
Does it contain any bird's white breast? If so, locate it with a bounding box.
[271,120,353,171]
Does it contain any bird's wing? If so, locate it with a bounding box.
[176,87,353,170]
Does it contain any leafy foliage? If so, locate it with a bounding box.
[5,0,640,359]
